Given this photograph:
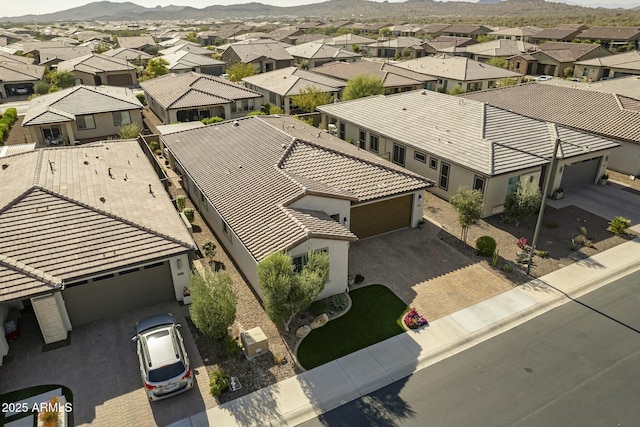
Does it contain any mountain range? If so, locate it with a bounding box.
[1,0,639,23]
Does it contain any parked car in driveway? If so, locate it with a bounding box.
[132,314,194,401]
[534,75,553,81]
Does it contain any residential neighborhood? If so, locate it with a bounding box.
[0,1,639,426]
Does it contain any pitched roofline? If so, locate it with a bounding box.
[0,253,63,293]
[35,186,195,250]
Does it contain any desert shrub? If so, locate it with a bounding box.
[209,369,230,396]
[536,250,549,258]
[224,336,241,357]
[309,300,327,316]
[329,294,347,311]
[609,216,631,235]
[118,122,141,139]
[136,93,147,105]
[502,263,513,272]
[201,116,223,125]
[182,208,195,223]
[202,240,216,259]
[476,236,497,257]
[2,108,17,124]
[176,194,187,211]
[0,128,5,142]
[148,140,160,152]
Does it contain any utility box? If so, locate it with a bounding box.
[240,327,269,360]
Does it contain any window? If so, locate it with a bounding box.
[113,111,131,127]
[473,176,485,193]
[269,92,277,104]
[339,121,345,140]
[358,129,366,149]
[292,249,328,273]
[144,262,164,269]
[231,98,255,113]
[369,134,379,152]
[393,144,406,166]
[200,191,208,211]
[507,175,520,196]
[77,115,96,130]
[414,151,427,163]
[429,157,438,170]
[93,273,114,281]
[222,220,232,240]
[439,162,450,190]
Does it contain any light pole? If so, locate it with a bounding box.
[527,123,561,274]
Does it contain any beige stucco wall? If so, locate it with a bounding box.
[72,109,143,141]
[288,238,350,299]
[607,141,640,176]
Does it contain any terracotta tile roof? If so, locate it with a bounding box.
[464,40,535,57]
[532,28,582,41]
[102,47,153,61]
[535,41,609,62]
[318,90,620,176]
[140,71,262,110]
[226,41,294,62]
[161,116,429,260]
[116,35,157,49]
[0,140,194,302]
[160,51,225,71]
[38,46,93,64]
[364,37,424,48]
[461,83,640,143]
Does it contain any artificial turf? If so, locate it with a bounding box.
[297,284,409,370]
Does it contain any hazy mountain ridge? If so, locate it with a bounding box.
[1,0,638,23]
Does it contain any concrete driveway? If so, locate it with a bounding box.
[348,224,514,321]
[0,302,216,427]
[547,182,640,233]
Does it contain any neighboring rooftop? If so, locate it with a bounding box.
[461,82,640,143]
[394,54,522,81]
[0,140,194,302]
[139,71,262,110]
[161,115,430,260]
[540,75,640,100]
[286,41,362,61]
[318,90,619,176]
[0,61,45,82]
[22,85,142,126]
[243,66,346,96]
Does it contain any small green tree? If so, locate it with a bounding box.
[262,103,284,115]
[45,70,76,90]
[486,57,508,69]
[189,270,237,339]
[563,66,574,78]
[477,35,496,43]
[448,85,466,95]
[503,176,542,227]
[226,62,258,82]
[342,75,385,101]
[34,81,51,95]
[118,122,141,139]
[450,187,484,243]
[141,58,169,81]
[497,77,518,87]
[290,84,332,113]
[258,251,329,331]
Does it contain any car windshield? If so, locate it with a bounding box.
[149,361,186,383]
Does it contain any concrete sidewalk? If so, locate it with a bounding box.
[168,238,640,427]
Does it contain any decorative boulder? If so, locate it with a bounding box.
[310,313,329,329]
[296,325,311,338]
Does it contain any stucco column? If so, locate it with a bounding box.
[223,104,231,119]
[65,122,76,145]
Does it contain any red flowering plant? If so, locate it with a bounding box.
[403,308,428,329]
[516,237,529,250]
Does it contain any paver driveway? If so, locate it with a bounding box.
[348,222,513,321]
[0,301,216,427]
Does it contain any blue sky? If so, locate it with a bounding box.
[3,0,639,19]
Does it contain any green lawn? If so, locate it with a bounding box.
[297,284,409,370]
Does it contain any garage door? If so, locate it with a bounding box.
[106,73,133,86]
[350,194,412,239]
[62,261,175,325]
[561,157,600,189]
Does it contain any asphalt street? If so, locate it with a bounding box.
[298,270,640,427]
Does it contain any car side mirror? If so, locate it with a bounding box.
[176,323,181,329]
[131,336,138,342]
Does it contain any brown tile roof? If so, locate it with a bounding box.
[140,71,262,110]
[116,35,157,49]
[310,61,431,88]
[0,141,194,302]
[576,26,640,41]
[161,115,430,260]
[536,41,608,61]
[57,53,136,74]
[532,28,582,41]
[461,82,640,143]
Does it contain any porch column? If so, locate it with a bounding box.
[64,122,76,145]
